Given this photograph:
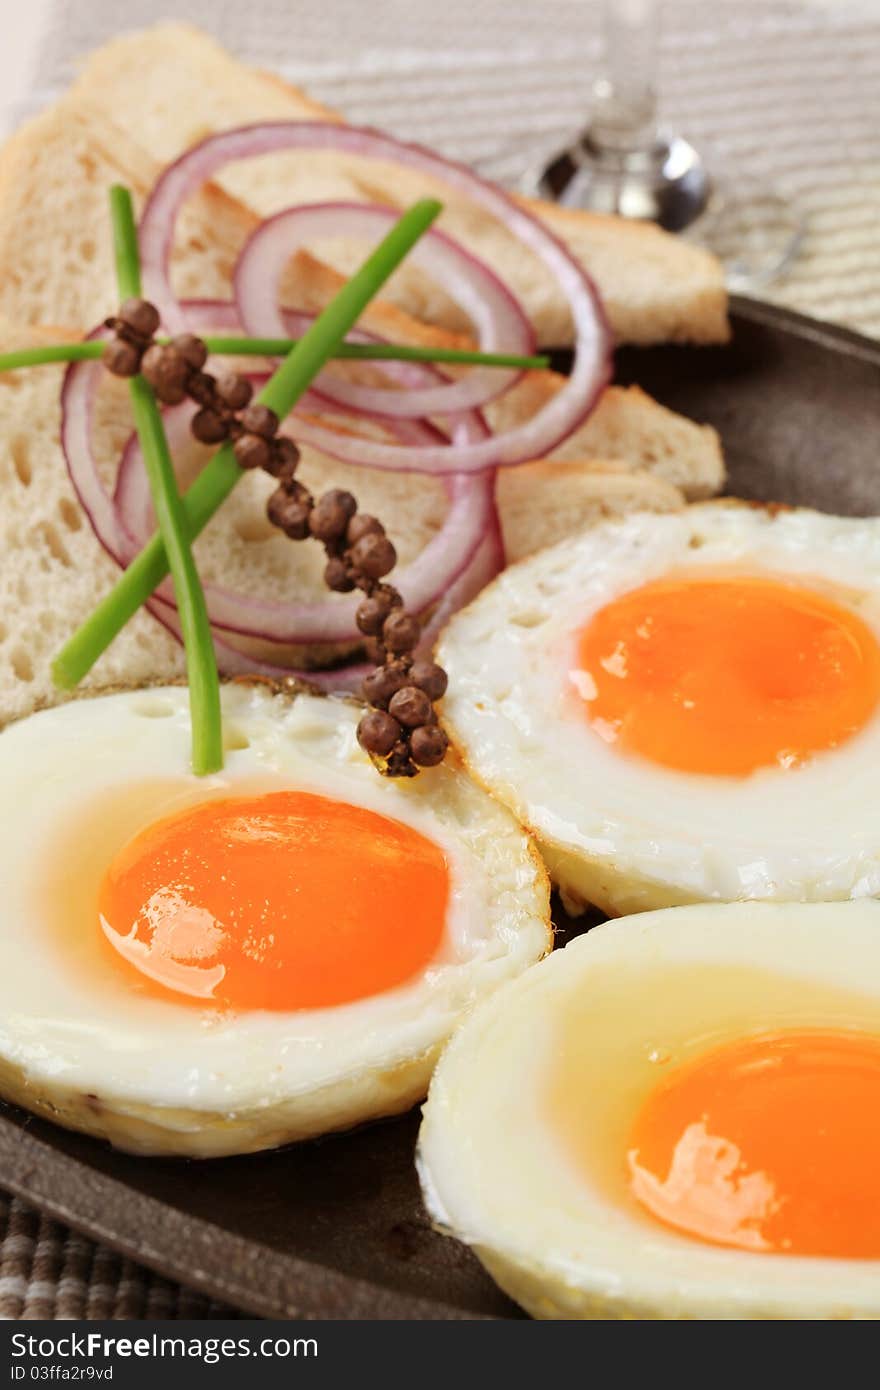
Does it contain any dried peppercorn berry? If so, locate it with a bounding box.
[118,297,160,341]
[187,371,218,407]
[410,724,449,768]
[169,333,208,371]
[347,513,384,546]
[192,407,231,445]
[309,490,357,543]
[409,661,448,701]
[240,403,279,439]
[388,685,434,729]
[350,532,397,580]
[233,432,272,470]
[356,709,402,758]
[356,591,396,637]
[141,344,190,405]
[265,437,300,479]
[324,556,356,592]
[267,488,312,540]
[361,663,409,709]
[382,610,420,654]
[103,338,143,378]
[215,371,253,411]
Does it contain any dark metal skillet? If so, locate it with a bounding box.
[1,298,878,1319]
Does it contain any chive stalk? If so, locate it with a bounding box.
[199,338,549,370]
[52,196,444,691]
[0,343,112,369]
[0,340,549,373]
[103,184,223,775]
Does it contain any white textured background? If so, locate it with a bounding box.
[0,0,879,1321]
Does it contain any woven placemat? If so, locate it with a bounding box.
[0,1196,234,1319]
[3,0,879,1321]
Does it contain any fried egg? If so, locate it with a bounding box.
[438,503,880,914]
[418,899,880,1319]
[0,681,549,1156]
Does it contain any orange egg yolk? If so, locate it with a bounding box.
[97,790,450,1011]
[573,574,880,775]
[628,1029,880,1257]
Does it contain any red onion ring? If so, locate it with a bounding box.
[235,202,532,418]
[178,298,489,423]
[146,597,370,692]
[157,509,499,696]
[112,397,196,549]
[416,509,505,663]
[145,468,500,694]
[60,333,132,570]
[192,471,504,694]
[138,121,612,474]
[59,350,409,688]
[64,331,495,648]
[113,384,495,643]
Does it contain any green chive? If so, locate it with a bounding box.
[0,343,109,370]
[199,338,550,371]
[99,185,222,775]
[0,339,548,374]
[52,196,444,692]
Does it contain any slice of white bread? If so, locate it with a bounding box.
[0,92,473,362]
[0,317,690,724]
[0,100,255,331]
[487,373,724,500]
[498,462,682,562]
[67,22,729,348]
[0,322,184,724]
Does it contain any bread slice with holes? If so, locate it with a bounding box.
[0,316,691,724]
[487,375,724,500]
[0,321,185,723]
[498,463,683,561]
[0,99,256,332]
[66,22,729,348]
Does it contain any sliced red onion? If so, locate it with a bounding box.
[148,520,498,693]
[180,298,493,427]
[180,298,242,331]
[138,121,612,474]
[235,202,532,418]
[112,399,194,545]
[146,597,370,691]
[415,507,505,662]
[60,340,132,570]
[113,391,495,644]
[69,331,496,647]
[63,334,499,688]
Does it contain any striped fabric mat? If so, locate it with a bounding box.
[0,1197,233,1319]
[3,0,879,1321]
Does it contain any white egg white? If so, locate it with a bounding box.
[438,503,880,915]
[418,898,880,1320]
[0,681,550,1156]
